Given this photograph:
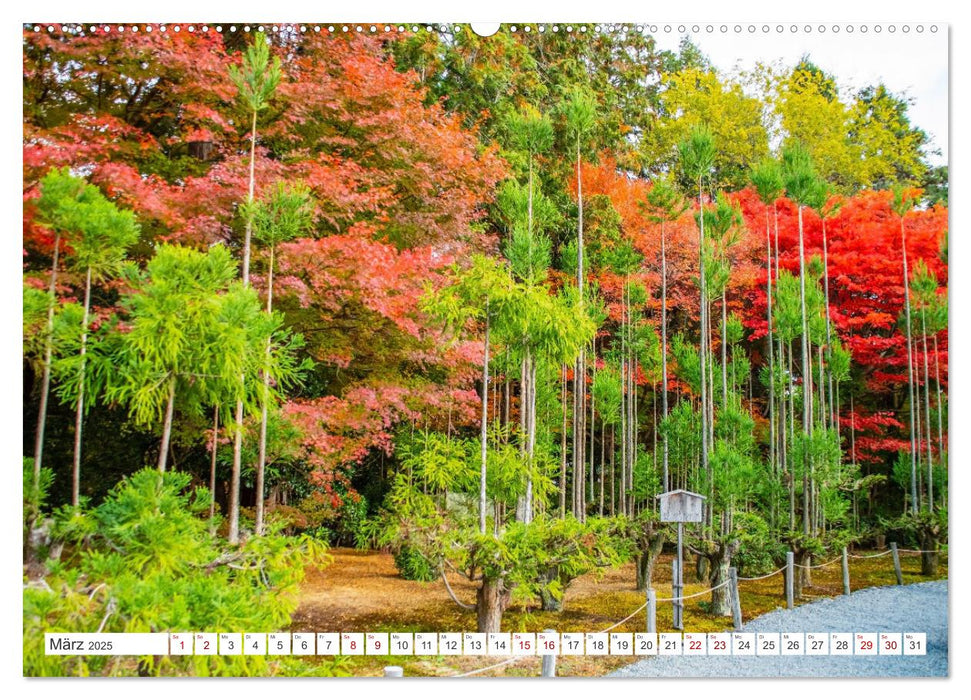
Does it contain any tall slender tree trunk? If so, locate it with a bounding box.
[255,246,276,536]
[504,349,511,434]
[933,334,945,503]
[33,232,61,490]
[765,208,776,518]
[575,136,586,521]
[899,217,917,514]
[589,341,596,510]
[797,205,812,535]
[822,219,836,430]
[228,397,245,544]
[517,352,537,524]
[573,359,583,518]
[788,340,797,531]
[721,291,728,409]
[818,346,826,433]
[920,310,933,509]
[619,350,627,516]
[157,375,177,473]
[528,357,537,520]
[210,404,219,520]
[629,353,637,516]
[229,108,260,544]
[610,428,616,516]
[71,266,93,506]
[661,222,670,491]
[242,110,258,284]
[560,364,567,518]
[599,416,606,516]
[911,338,926,510]
[479,307,490,534]
[697,178,710,519]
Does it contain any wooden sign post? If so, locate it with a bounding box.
[656,490,706,631]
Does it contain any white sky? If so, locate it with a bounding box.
[652,24,949,167]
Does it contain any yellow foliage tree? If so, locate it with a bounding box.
[642,67,769,190]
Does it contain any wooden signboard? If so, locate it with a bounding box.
[657,489,705,523]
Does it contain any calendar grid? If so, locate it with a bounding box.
[44,631,927,657]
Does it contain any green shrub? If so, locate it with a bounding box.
[23,468,331,677]
[734,512,785,576]
[393,544,438,582]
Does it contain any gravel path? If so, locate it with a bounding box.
[610,580,948,677]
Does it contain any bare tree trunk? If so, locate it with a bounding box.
[228,396,244,544]
[794,549,812,598]
[71,266,93,506]
[766,208,775,490]
[721,291,728,410]
[504,349,511,434]
[157,375,177,473]
[476,577,510,634]
[242,109,257,284]
[479,308,490,534]
[573,356,582,518]
[577,137,588,522]
[899,218,917,513]
[230,108,259,544]
[589,341,596,512]
[599,416,606,516]
[919,310,933,509]
[33,231,61,490]
[709,542,738,617]
[618,356,628,515]
[661,222,670,491]
[209,404,219,520]
[255,247,276,536]
[635,529,665,592]
[818,345,826,433]
[528,358,537,520]
[517,353,537,524]
[610,428,616,516]
[560,364,567,518]
[787,340,796,531]
[933,334,945,502]
[698,177,710,517]
[629,354,637,516]
[538,567,564,611]
[797,204,812,535]
[822,219,836,430]
[579,349,587,521]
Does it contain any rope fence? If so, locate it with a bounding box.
[848,550,893,559]
[794,555,843,570]
[654,579,731,603]
[897,548,947,554]
[450,578,732,677]
[438,542,946,678]
[596,603,647,633]
[452,656,519,678]
[738,565,786,582]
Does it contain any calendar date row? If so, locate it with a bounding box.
[46,631,927,657]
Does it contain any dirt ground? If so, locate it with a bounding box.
[290,547,947,677]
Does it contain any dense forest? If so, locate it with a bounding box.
[23,24,947,674]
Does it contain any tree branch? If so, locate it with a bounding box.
[440,568,475,611]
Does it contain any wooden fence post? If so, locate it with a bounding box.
[729,566,742,631]
[647,588,657,634]
[541,628,556,678]
[786,551,794,610]
[891,542,903,585]
[384,666,403,677]
[842,547,850,595]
